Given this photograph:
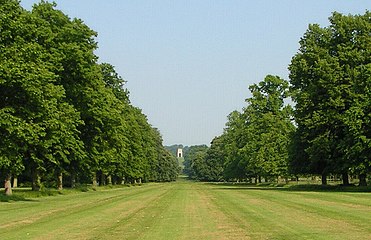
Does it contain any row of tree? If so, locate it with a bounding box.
[0,0,179,195]
[184,11,370,186]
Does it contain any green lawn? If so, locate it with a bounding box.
[0,180,370,240]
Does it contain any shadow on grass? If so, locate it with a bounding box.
[0,184,140,202]
[205,182,371,193]
[0,187,79,202]
[0,194,34,202]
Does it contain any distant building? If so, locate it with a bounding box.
[176,148,183,158]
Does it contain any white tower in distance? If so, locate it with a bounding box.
[176,148,183,158]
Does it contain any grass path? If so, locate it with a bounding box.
[0,180,370,239]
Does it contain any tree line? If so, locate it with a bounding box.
[0,0,179,195]
[184,11,370,186]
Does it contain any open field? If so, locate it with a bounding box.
[0,180,370,240]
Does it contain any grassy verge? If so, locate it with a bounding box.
[208,181,371,192]
[0,183,142,202]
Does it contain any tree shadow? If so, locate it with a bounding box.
[0,194,36,202]
[204,182,371,193]
[0,188,48,202]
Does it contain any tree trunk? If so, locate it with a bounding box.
[32,169,42,191]
[4,175,12,196]
[359,174,367,186]
[321,173,327,185]
[107,175,112,185]
[92,173,98,187]
[100,173,106,186]
[57,172,63,191]
[13,177,18,188]
[71,172,76,188]
[342,172,350,186]
[258,176,262,183]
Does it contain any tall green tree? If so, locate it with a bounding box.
[222,111,248,181]
[289,11,371,185]
[183,145,208,179]
[1,1,180,191]
[31,2,129,186]
[0,0,84,192]
[242,75,294,181]
[220,76,294,183]
[204,136,225,181]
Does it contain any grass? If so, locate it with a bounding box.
[0,180,370,239]
[0,185,91,202]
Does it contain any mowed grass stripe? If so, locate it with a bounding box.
[205,184,371,239]
[92,182,182,240]
[0,185,164,228]
[93,181,247,240]
[191,183,250,239]
[0,184,168,240]
[205,186,309,240]
[44,183,175,240]
[232,188,371,230]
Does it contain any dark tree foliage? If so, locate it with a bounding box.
[204,136,225,181]
[289,11,371,185]
[184,139,225,182]
[183,145,208,179]
[0,1,178,194]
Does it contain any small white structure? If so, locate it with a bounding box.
[176,148,183,158]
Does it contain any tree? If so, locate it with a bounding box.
[222,111,248,181]
[242,75,294,182]
[182,140,225,182]
[204,136,225,181]
[0,0,84,192]
[31,2,133,187]
[289,11,371,185]
[183,145,208,179]
[1,1,180,191]
[219,76,294,183]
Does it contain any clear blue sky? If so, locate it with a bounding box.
[21,0,369,146]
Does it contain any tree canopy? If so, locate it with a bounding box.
[289,11,371,185]
[0,0,178,195]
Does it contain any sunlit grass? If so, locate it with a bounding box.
[0,180,370,239]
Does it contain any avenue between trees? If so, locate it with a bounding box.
[0,1,370,196]
[0,3,370,239]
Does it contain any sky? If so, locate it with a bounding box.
[21,0,370,146]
